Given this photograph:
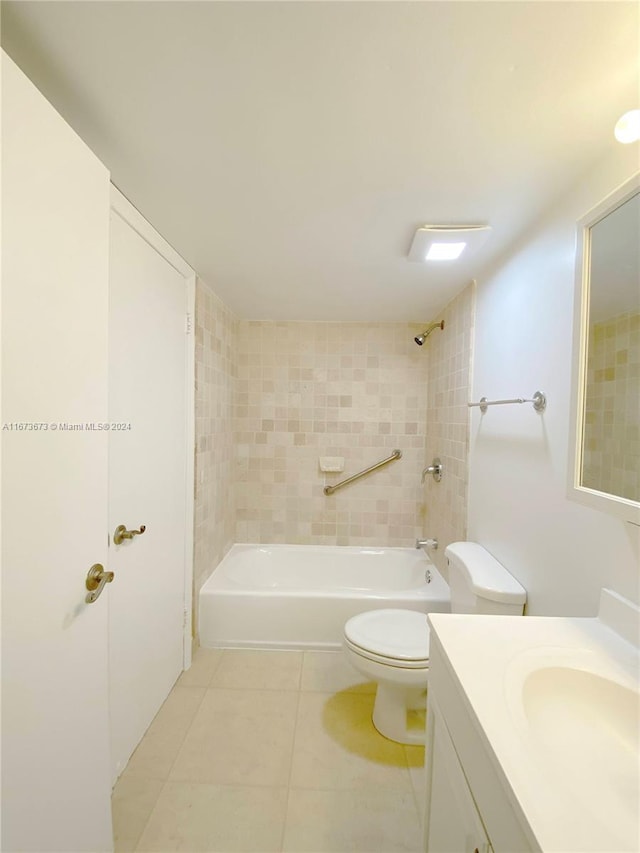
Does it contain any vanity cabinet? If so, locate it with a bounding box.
[425,700,492,853]
[424,631,536,853]
[424,606,639,853]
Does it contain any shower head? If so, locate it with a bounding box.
[414,320,444,346]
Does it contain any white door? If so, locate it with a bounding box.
[108,194,194,782]
[1,52,113,851]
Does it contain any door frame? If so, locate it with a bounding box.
[110,185,195,670]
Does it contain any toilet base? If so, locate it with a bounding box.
[372,683,427,745]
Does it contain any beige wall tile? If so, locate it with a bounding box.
[193,283,476,631]
[193,278,238,632]
[422,282,475,577]
[235,321,429,546]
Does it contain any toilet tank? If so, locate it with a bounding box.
[444,542,526,615]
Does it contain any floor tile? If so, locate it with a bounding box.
[111,774,164,852]
[283,788,423,852]
[176,647,224,688]
[170,688,299,786]
[211,649,303,690]
[405,746,427,817]
[124,687,206,781]
[290,691,413,792]
[301,650,376,694]
[137,782,288,852]
[114,649,427,852]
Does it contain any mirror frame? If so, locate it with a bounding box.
[568,172,640,526]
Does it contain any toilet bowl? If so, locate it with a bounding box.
[342,542,527,745]
[343,608,430,745]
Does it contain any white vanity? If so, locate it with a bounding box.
[423,589,640,853]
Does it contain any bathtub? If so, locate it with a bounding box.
[198,544,451,651]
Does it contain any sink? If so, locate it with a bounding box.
[430,592,640,852]
[521,665,639,837]
[523,666,638,751]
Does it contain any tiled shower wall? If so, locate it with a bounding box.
[194,278,238,609]
[423,282,475,577]
[193,285,476,620]
[234,322,430,545]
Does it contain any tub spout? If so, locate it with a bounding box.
[416,538,438,551]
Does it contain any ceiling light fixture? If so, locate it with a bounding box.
[408,225,491,263]
[426,242,467,261]
[614,109,640,144]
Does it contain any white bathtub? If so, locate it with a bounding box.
[199,544,451,650]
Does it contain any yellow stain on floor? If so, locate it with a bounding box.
[321,685,426,768]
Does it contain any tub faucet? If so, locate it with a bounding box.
[416,538,438,551]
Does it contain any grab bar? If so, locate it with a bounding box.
[323,449,402,496]
[468,390,546,414]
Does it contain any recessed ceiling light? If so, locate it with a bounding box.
[614,109,640,144]
[408,225,491,263]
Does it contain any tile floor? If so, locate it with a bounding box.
[112,648,426,852]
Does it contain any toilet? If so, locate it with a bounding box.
[342,541,527,745]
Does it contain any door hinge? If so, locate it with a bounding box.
[185,312,193,335]
[183,608,189,629]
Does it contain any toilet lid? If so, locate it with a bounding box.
[344,609,430,663]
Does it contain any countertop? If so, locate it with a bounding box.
[428,596,639,853]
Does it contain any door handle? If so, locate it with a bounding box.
[85,563,114,604]
[113,524,146,545]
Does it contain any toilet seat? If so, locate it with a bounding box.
[344,609,430,668]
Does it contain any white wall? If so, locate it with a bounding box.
[468,147,639,616]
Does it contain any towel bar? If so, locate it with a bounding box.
[468,391,546,414]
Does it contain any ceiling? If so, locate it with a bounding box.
[2,1,638,321]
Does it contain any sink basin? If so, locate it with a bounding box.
[521,665,639,835]
[523,666,638,750]
[430,593,640,852]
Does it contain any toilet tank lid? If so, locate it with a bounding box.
[444,542,527,605]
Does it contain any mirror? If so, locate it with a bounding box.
[569,174,640,525]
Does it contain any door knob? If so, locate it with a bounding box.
[113,524,146,545]
[85,563,114,604]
